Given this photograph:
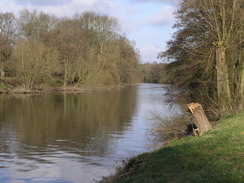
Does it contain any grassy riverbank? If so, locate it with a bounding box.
[103,111,244,183]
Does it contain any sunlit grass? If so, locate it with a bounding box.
[113,111,244,183]
[0,82,6,88]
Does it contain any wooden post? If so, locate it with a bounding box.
[187,103,212,135]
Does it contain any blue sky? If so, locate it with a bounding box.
[0,0,180,63]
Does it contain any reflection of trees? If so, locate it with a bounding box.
[0,87,137,157]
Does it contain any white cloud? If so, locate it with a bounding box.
[46,0,116,17]
[126,7,141,15]
[130,0,181,6]
[143,6,175,26]
[118,17,140,34]
[140,45,162,63]
[0,0,116,17]
[12,0,71,6]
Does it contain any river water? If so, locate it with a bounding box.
[0,83,181,183]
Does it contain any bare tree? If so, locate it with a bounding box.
[0,9,140,90]
[17,9,58,39]
[0,12,15,78]
[186,0,242,114]
[13,39,59,90]
[163,0,244,117]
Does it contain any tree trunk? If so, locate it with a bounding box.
[63,63,68,87]
[0,65,5,78]
[187,103,212,135]
[216,46,231,116]
[239,61,244,110]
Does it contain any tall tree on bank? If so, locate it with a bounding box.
[199,0,243,115]
[0,12,15,78]
[162,0,244,117]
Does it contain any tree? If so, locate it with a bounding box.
[198,0,242,115]
[0,12,15,78]
[47,18,89,86]
[13,39,59,90]
[161,0,244,117]
[72,12,140,87]
[117,36,140,84]
[17,9,58,39]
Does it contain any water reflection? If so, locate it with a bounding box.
[0,84,181,182]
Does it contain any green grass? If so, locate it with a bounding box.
[117,111,244,183]
[0,82,6,88]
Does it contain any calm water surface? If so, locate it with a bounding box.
[0,83,181,183]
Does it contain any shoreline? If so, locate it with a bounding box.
[0,83,138,95]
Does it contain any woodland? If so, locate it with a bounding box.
[0,10,140,91]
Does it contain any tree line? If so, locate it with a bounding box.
[160,0,243,118]
[140,62,166,83]
[0,9,140,91]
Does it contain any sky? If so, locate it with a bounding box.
[0,0,180,63]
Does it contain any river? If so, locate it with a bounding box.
[0,83,181,183]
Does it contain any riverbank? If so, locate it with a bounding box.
[101,111,244,183]
[0,82,136,94]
